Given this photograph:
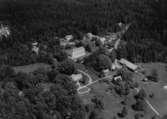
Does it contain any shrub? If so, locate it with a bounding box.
[58,59,76,75]
[118,107,128,118]
[134,113,143,119]
[95,54,111,72]
[114,82,130,96]
[135,89,147,100]
[132,99,146,111]
[91,96,104,111]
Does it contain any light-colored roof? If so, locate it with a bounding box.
[99,37,106,44]
[114,39,121,49]
[65,35,73,41]
[32,42,38,46]
[114,76,122,81]
[71,74,83,82]
[0,24,10,38]
[66,47,86,60]
[163,85,167,90]
[119,58,138,71]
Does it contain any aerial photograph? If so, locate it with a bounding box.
[0,0,167,119]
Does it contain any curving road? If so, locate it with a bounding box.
[77,69,93,84]
[77,74,114,94]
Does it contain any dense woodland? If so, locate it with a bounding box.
[0,1,166,119]
[0,65,86,119]
[0,0,166,65]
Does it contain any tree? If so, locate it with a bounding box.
[111,116,117,119]
[58,59,76,75]
[134,113,143,119]
[53,49,68,62]
[91,96,104,111]
[149,69,159,82]
[114,81,130,96]
[89,110,100,119]
[95,54,111,72]
[0,65,15,81]
[135,89,147,100]
[161,114,167,119]
[152,115,158,119]
[47,68,59,82]
[116,44,128,59]
[132,99,146,111]
[109,49,117,62]
[118,107,128,118]
[32,67,49,83]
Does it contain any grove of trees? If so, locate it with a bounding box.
[0,0,166,65]
[0,65,86,119]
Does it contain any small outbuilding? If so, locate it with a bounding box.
[102,69,110,77]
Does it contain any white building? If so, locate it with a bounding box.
[66,47,86,61]
[65,35,73,41]
[32,41,39,55]
[71,74,83,82]
[119,58,138,71]
[0,24,10,39]
[99,37,106,45]
[113,75,122,82]
[102,69,110,77]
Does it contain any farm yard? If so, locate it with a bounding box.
[80,63,167,119]
[11,61,167,119]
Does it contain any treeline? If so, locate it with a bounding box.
[0,0,166,43]
[117,39,167,63]
[0,65,86,119]
[0,0,166,65]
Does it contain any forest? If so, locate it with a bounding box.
[0,0,166,65]
[0,0,166,119]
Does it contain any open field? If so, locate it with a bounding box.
[12,62,167,118]
[80,63,167,119]
[13,63,51,73]
[138,63,167,116]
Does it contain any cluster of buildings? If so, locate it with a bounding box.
[57,22,140,80]
[29,22,141,90]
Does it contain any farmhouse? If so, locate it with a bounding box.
[71,74,83,82]
[119,58,138,71]
[66,47,87,62]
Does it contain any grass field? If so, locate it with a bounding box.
[12,62,167,118]
[13,63,51,73]
[80,63,167,119]
[139,63,167,116]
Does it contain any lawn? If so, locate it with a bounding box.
[80,63,167,119]
[13,63,51,73]
[138,63,167,117]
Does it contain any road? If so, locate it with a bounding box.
[144,98,160,116]
[77,74,114,91]
[77,69,93,83]
[134,88,160,116]
[78,68,161,117]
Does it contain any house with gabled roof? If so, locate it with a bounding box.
[66,47,87,62]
